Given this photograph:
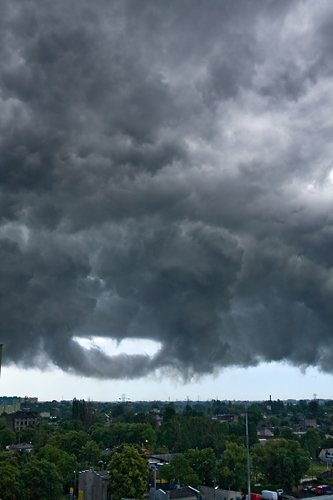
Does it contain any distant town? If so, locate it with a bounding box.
[0,396,333,499]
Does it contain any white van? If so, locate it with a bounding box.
[261,490,278,500]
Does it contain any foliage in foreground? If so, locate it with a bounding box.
[251,439,311,491]
[108,444,149,500]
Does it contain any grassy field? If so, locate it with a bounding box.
[307,461,332,477]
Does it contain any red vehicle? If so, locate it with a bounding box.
[311,485,332,495]
[245,493,262,500]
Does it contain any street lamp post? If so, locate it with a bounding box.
[73,470,78,500]
[245,410,251,500]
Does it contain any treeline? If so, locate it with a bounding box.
[0,398,332,498]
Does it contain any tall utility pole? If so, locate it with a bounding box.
[245,409,251,500]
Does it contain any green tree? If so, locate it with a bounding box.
[21,457,63,500]
[321,436,333,449]
[31,419,55,449]
[159,453,200,487]
[93,422,151,449]
[37,444,78,490]
[72,398,94,428]
[308,400,319,418]
[72,398,86,422]
[90,424,113,448]
[163,404,176,421]
[0,427,15,449]
[259,439,311,491]
[108,444,149,500]
[300,428,321,459]
[79,439,101,468]
[0,461,22,499]
[157,415,227,453]
[251,443,265,484]
[278,428,298,441]
[111,403,125,419]
[217,441,247,490]
[48,430,90,459]
[185,448,216,486]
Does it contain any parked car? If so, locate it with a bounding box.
[302,486,312,493]
[311,485,332,495]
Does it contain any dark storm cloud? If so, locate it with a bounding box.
[1,0,333,379]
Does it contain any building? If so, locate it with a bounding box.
[212,414,239,424]
[21,396,38,405]
[257,428,275,440]
[169,486,200,500]
[6,442,33,453]
[200,486,242,500]
[78,469,109,500]
[5,410,38,432]
[0,396,21,415]
[319,448,333,464]
[304,418,317,429]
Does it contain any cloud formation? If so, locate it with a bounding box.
[1,0,333,379]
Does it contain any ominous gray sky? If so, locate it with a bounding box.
[1,0,333,383]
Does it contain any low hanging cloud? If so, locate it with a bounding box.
[1,0,333,379]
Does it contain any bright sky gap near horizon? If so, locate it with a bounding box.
[1,0,333,401]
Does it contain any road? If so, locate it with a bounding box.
[302,496,333,500]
